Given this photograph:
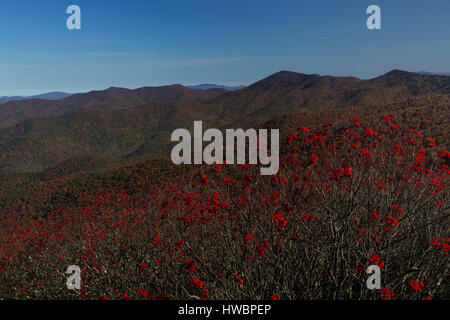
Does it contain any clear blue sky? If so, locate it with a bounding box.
[0,0,449,95]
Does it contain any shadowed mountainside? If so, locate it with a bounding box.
[206,70,450,126]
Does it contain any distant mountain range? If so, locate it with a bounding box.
[418,71,450,76]
[1,72,445,106]
[0,92,72,105]
[0,69,448,173]
[187,84,246,91]
[0,85,244,106]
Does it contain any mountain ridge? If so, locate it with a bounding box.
[0,91,72,105]
[187,84,246,91]
[205,69,449,127]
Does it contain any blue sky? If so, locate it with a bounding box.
[0,0,449,95]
